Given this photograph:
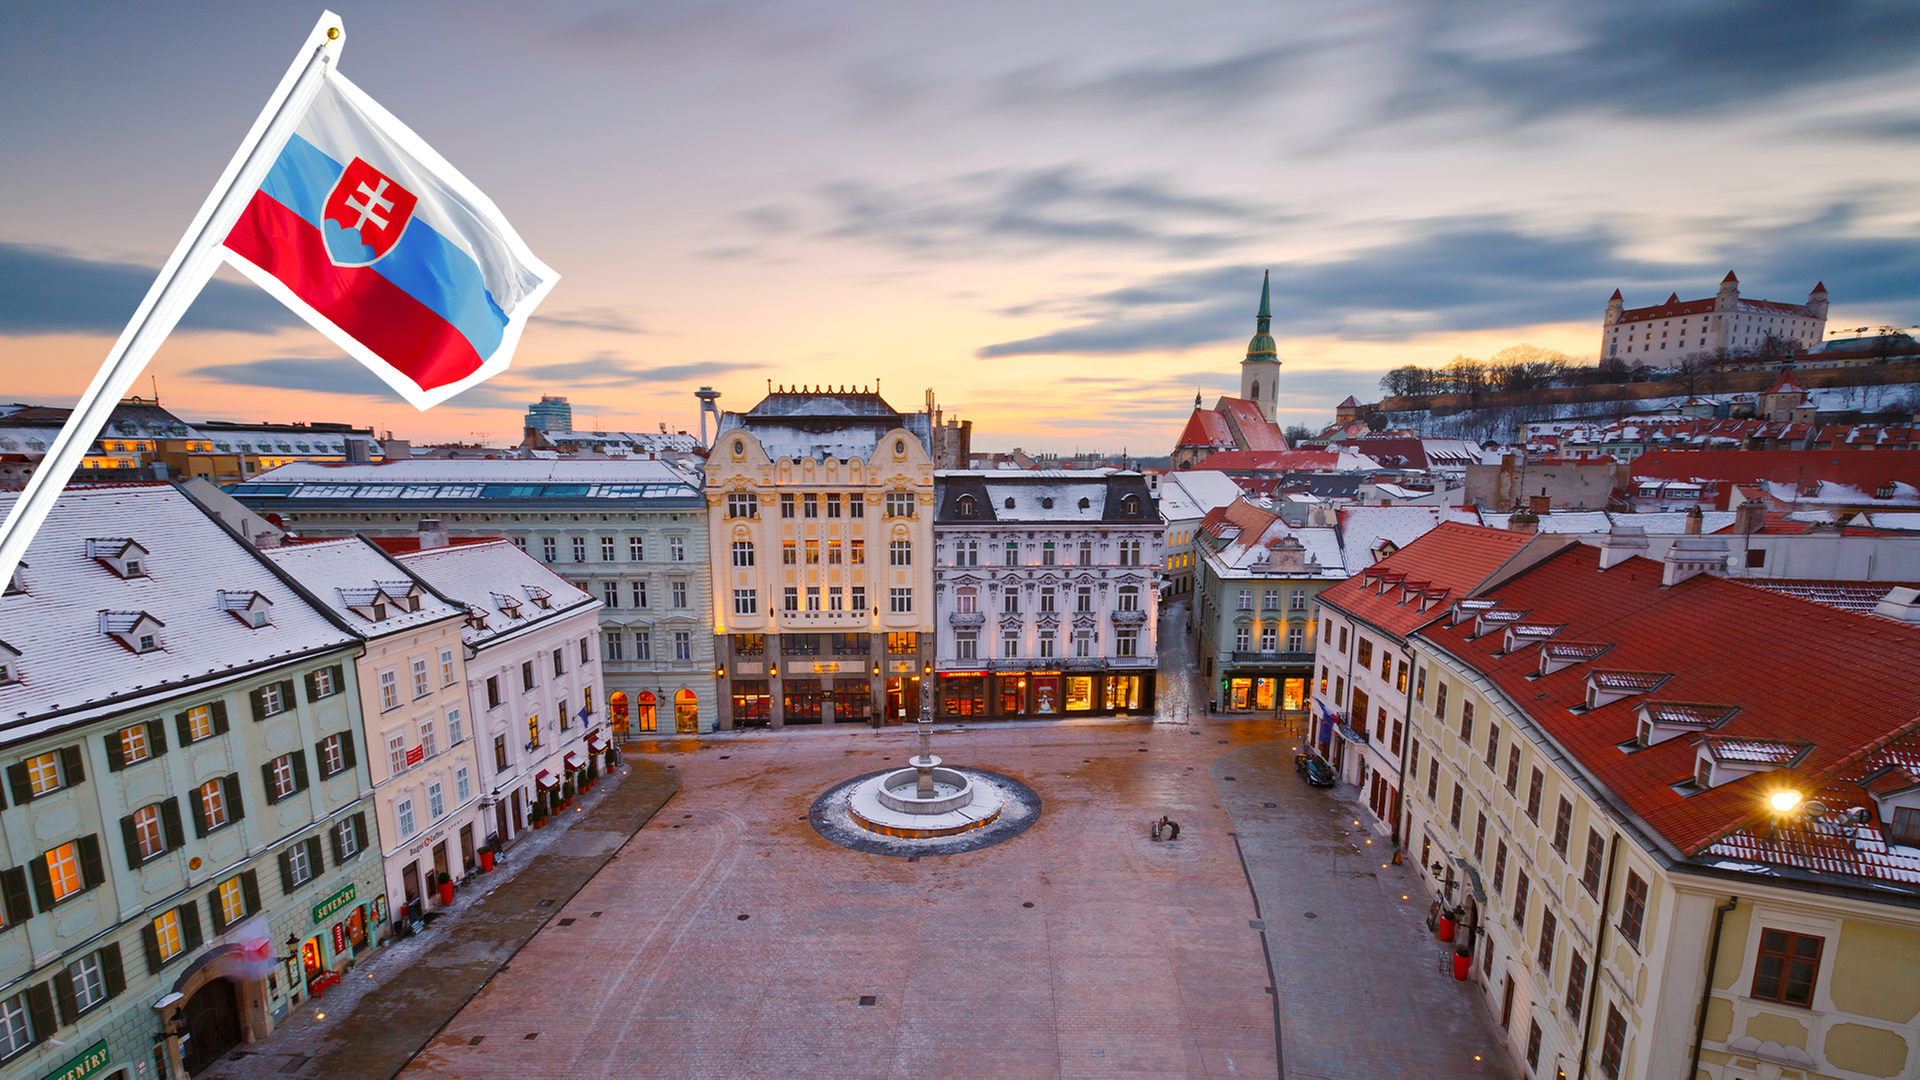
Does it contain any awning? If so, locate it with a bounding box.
[563,751,585,772]
[585,731,606,753]
[535,769,559,791]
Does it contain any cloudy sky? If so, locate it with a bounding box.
[4,1,1918,452]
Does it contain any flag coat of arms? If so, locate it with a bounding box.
[220,74,555,409]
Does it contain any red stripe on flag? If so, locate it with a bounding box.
[225,190,485,392]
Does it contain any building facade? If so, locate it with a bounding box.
[230,460,718,735]
[0,486,385,1080]
[1192,498,1342,717]
[930,471,1162,720]
[1603,272,1829,365]
[1402,533,1920,1080]
[264,539,487,920]
[395,540,605,847]
[1155,470,1246,598]
[705,388,936,727]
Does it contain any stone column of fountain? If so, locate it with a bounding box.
[913,694,938,798]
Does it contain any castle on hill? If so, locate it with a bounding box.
[1603,271,1828,367]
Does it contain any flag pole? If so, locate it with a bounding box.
[0,12,345,588]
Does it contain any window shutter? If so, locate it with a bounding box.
[341,730,357,770]
[261,762,280,806]
[53,967,77,1026]
[240,870,260,916]
[142,921,163,973]
[292,750,309,792]
[77,835,103,890]
[121,813,143,870]
[0,868,30,925]
[279,680,297,710]
[329,664,345,695]
[249,687,267,723]
[28,854,53,911]
[207,886,227,934]
[175,711,193,746]
[100,944,125,998]
[306,836,324,875]
[330,823,345,865]
[352,813,368,851]
[304,670,320,702]
[160,798,184,850]
[147,718,168,756]
[105,731,127,772]
[179,903,202,952]
[278,849,295,895]
[24,983,54,1047]
[59,745,83,786]
[211,700,229,735]
[6,762,32,806]
[223,773,244,821]
[190,786,209,838]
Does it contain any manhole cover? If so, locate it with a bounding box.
[467,1037,484,1047]
[523,1033,539,1041]
[858,995,877,1006]
[558,918,575,926]
[737,914,750,920]
[1304,912,1318,919]
[1022,901,1035,908]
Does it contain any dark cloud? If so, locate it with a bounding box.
[1403,0,1920,122]
[530,307,650,334]
[985,45,1301,115]
[977,207,1920,358]
[0,242,298,336]
[749,168,1293,259]
[510,355,762,388]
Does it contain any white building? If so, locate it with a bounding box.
[395,540,605,846]
[1603,272,1828,366]
[1155,470,1244,598]
[931,471,1162,719]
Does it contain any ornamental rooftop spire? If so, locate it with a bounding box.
[1244,269,1276,362]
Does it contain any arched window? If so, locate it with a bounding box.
[674,689,699,733]
[635,691,657,732]
[1004,497,1016,509]
[956,587,978,613]
[1250,380,1260,402]
[1121,494,1141,516]
[957,494,977,518]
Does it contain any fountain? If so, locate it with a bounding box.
[844,696,1005,839]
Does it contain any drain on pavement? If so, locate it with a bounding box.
[737,913,750,920]
[467,1037,484,1047]
[1249,920,1266,930]
[1137,748,1149,752]
[523,1033,539,1041]
[558,918,575,926]
[859,995,878,1006]
[1218,740,1228,744]
[1022,901,1035,908]
[1304,912,1318,919]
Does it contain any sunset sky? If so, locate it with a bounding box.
[4,2,1918,452]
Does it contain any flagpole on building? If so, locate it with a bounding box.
[0,12,345,589]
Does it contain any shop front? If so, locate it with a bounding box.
[939,669,1157,719]
[731,680,771,726]
[1219,672,1308,713]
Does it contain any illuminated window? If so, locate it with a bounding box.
[24,752,60,796]
[198,778,229,831]
[131,804,166,861]
[217,876,248,927]
[153,909,185,963]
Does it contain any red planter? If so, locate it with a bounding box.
[478,849,495,872]
[1452,952,1472,980]
[533,817,546,829]
[438,881,454,906]
[1437,916,1458,943]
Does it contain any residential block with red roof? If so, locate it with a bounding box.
[1401,533,1920,1080]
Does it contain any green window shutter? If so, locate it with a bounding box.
[175,711,193,746]
[329,664,345,695]
[249,687,267,723]
[207,885,228,934]
[340,730,357,770]
[160,798,184,850]
[261,762,280,806]
[77,835,103,890]
[52,967,77,1026]
[190,786,208,838]
[141,921,163,974]
[240,870,260,915]
[178,903,202,952]
[100,944,125,998]
[279,680,297,710]
[24,983,54,1048]
[278,850,295,895]
[121,814,143,871]
[105,730,126,772]
[59,745,83,786]
[28,854,53,911]
[306,837,323,875]
[330,823,345,865]
[210,700,229,735]
[6,762,32,806]
[223,773,244,822]
[353,813,368,851]
[0,867,30,925]
[304,670,320,702]
[292,750,309,793]
[146,718,168,756]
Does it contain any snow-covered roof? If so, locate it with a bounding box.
[246,459,698,487]
[1335,506,1453,575]
[395,540,600,645]
[1479,510,1739,535]
[1861,512,1920,532]
[1158,471,1245,523]
[264,538,464,638]
[720,420,912,464]
[1212,521,1346,580]
[0,487,358,740]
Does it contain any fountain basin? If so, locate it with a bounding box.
[847,767,1004,838]
[877,766,975,815]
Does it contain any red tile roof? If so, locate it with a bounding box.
[1175,407,1236,450]
[1314,522,1537,640]
[1633,450,1920,493]
[1418,545,1920,860]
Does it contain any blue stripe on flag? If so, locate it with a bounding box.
[255,135,508,360]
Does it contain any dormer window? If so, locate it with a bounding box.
[1078,498,1090,509]
[338,587,391,622]
[1582,670,1672,710]
[1120,494,1142,516]
[1538,641,1611,676]
[101,610,165,653]
[3,561,24,596]
[1005,498,1016,509]
[523,585,552,610]
[0,640,18,686]
[956,495,978,518]
[377,582,422,612]
[1695,759,1713,790]
[86,538,149,579]
[491,592,522,620]
[218,589,273,628]
[1694,736,1811,790]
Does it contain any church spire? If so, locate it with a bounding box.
[1256,268,1271,334]
[1244,270,1277,362]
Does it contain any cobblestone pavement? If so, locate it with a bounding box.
[206,759,681,1080]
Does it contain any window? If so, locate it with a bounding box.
[130,804,167,862]
[1506,746,1521,794]
[1260,626,1276,651]
[1290,588,1306,611]
[23,752,62,797]
[849,495,864,518]
[1482,722,1500,771]
[1040,587,1055,613]
[319,732,352,778]
[1117,585,1140,612]
[672,581,688,608]
[1492,840,1507,893]
[457,765,472,803]
[1426,759,1439,801]
[1537,907,1557,972]
[734,589,758,615]
[1005,540,1020,566]
[1458,700,1474,744]
[1891,807,1920,845]
[826,493,842,518]
[522,660,536,692]
[337,815,362,860]
[604,582,620,608]
[1526,768,1545,822]
[1079,541,1094,566]
[783,586,799,612]
[1750,926,1826,1007]
[486,676,502,709]
[1041,541,1057,567]
[379,669,400,711]
[1337,626,1348,652]
[1552,797,1574,858]
[1076,586,1092,613]
[311,665,338,699]
[1357,637,1372,666]
[0,989,37,1059]
[956,633,978,660]
[1599,1006,1628,1079]
[601,536,617,561]
[412,658,431,698]
[890,540,912,566]
[850,539,866,565]
[1415,667,1425,702]
[1582,829,1605,895]
[732,540,755,567]
[259,681,287,718]
[633,580,648,608]
[1002,630,1020,658]
[630,536,646,560]
[214,874,250,929]
[581,636,591,665]
[852,585,867,611]
[1433,681,1447,723]
[420,721,438,759]
[1615,869,1648,946]
[727,493,757,519]
[805,539,820,566]
[1038,631,1056,658]
[552,647,566,677]
[1513,870,1530,930]
[542,537,556,562]
[1449,783,1464,829]
[153,907,192,965]
[1565,951,1587,1020]
[675,631,692,661]
[65,947,117,1017]
[264,751,306,802]
[803,493,818,518]
[671,536,685,562]
[397,798,417,838]
[885,492,914,518]
[572,536,586,562]
[1288,625,1306,653]
[429,781,445,820]
[1473,812,1487,860]
[780,494,795,518]
[197,777,235,832]
[387,732,407,775]
[890,588,913,614]
[1525,1019,1542,1072]
[1117,630,1138,657]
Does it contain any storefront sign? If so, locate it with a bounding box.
[311,883,356,925]
[810,662,842,674]
[406,744,425,767]
[331,921,348,953]
[40,1040,109,1080]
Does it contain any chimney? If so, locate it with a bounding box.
[1662,536,1728,587]
[418,518,449,550]
[1598,525,1649,570]
[1734,497,1765,535]
[1684,505,1703,535]
[1508,505,1539,535]
[1528,492,1551,517]
[1873,586,1920,625]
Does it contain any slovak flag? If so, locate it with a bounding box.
[220,75,556,409]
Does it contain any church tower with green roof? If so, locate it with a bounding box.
[1239,270,1281,422]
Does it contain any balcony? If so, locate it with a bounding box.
[1111,609,1147,626]
[1230,650,1315,666]
[949,611,986,628]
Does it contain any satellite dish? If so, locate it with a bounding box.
[1804,800,1829,820]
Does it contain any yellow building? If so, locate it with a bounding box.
[1398,529,1920,1080]
[705,387,936,727]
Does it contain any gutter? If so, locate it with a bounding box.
[1576,830,1621,1080]
[1688,896,1739,1080]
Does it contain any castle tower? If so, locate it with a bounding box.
[1239,270,1281,422]
[1605,288,1624,326]
[1715,270,1740,312]
[1808,281,1829,320]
